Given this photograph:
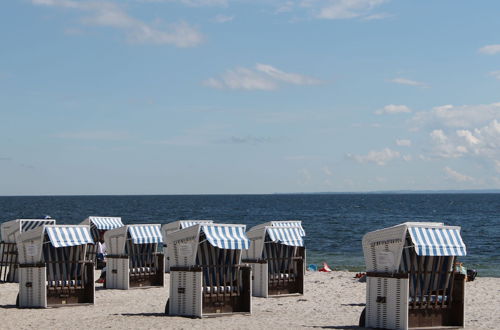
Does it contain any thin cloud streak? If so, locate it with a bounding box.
[479,44,500,55]
[32,0,203,47]
[375,104,411,115]
[390,77,428,88]
[204,63,322,91]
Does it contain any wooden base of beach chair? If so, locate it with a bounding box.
[107,254,164,289]
[46,263,95,307]
[169,266,251,318]
[246,253,304,298]
[203,266,252,315]
[0,242,19,283]
[408,274,465,329]
[129,254,164,288]
[18,262,94,308]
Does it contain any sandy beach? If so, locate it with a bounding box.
[0,271,498,329]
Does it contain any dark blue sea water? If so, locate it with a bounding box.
[1,194,499,276]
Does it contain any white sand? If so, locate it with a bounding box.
[0,271,498,329]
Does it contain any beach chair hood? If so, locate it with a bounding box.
[245,221,306,260]
[161,220,214,239]
[167,224,249,268]
[1,219,56,243]
[16,225,93,264]
[200,224,249,249]
[81,216,124,231]
[105,224,162,255]
[362,222,467,273]
[248,220,305,236]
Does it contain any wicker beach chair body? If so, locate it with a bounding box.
[16,224,94,308]
[79,216,124,269]
[161,220,214,273]
[362,222,467,330]
[0,219,56,283]
[243,221,305,297]
[104,224,164,289]
[167,223,252,318]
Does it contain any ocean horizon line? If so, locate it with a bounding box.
[2,189,500,197]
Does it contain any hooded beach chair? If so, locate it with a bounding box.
[166,223,252,317]
[243,220,305,297]
[360,222,467,329]
[104,224,164,289]
[16,224,94,308]
[161,220,214,272]
[79,216,124,268]
[0,219,56,283]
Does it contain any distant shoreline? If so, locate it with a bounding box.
[1,190,500,197]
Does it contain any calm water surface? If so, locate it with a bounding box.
[1,194,498,276]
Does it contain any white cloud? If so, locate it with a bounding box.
[217,135,275,144]
[402,155,412,161]
[375,104,411,115]
[478,44,500,55]
[276,1,295,13]
[32,0,203,47]
[255,63,322,85]
[427,119,500,163]
[488,70,500,80]
[298,168,312,185]
[204,64,322,91]
[362,12,392,20]
[305,0,389,20]
[456,130,480,145]
[349,148,400,166]
[322,166,333,176]
[177,0,227,6]
[444,167,474,182]
[396,139,411,147]
[430,129,447,143]
[54,130,129,140]
[213,14,234,23]
[137,0,227,6]
[412,102,500,129]
[390,77,428,88]
[429,129,466,158]
[204,67,278,90]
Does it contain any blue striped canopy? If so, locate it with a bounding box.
[201,225,249,250]
[266,227,304,247]
[180,220,213,229]
[21,219,56,232]
[271,221,306,236]
[128,225,162,244]
[46,226,94,248]
[89,217,124,230]
[409,226,466,256]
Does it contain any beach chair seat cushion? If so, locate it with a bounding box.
[129,267,154,274]
[408,295,448,303]
[202,285,238,294]
[269,273,296,280]
[46,280,83,287]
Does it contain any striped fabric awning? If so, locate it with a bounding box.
[180,220,213,229]
[89,217,124,230]
[266,227,304,247]
[128,225,163,244]
[201,225,250,250]
[46,226,94,248]
[271,221,306,236]
[21,219,56,232]
[408,226,467,256]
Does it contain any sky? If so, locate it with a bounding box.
[1,0,500,195]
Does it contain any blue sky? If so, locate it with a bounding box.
[1,0,500,195]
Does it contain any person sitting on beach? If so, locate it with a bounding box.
[96,231,107,283]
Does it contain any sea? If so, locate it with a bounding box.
[1,194,499,277]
